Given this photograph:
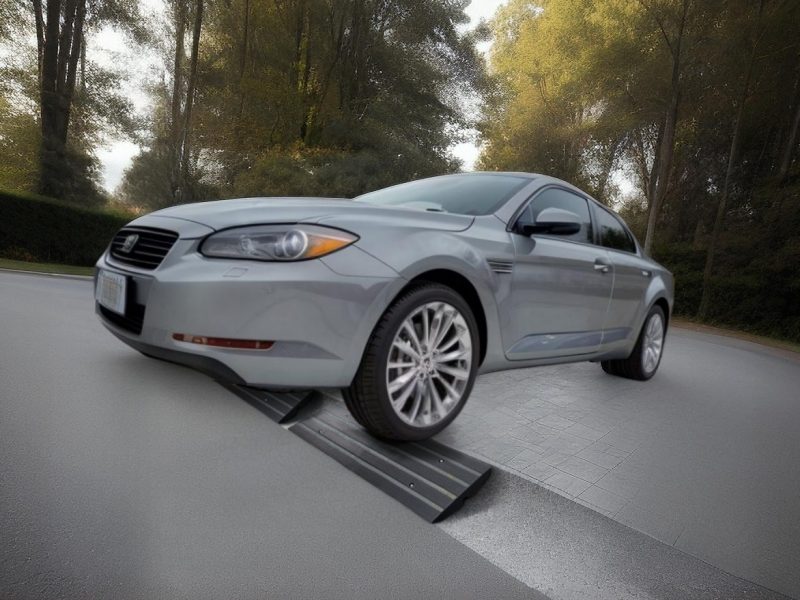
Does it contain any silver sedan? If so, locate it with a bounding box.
[95,172,673,441]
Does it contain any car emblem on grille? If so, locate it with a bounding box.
[120,234,139,253]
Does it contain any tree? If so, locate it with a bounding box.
[697,0,766,319]
[0,0,149,202]
[482,0,800,340]
[34,0,88,198]
[637,0,690,255]
[121,0,480,207]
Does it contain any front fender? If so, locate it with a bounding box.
[361,230,507,372]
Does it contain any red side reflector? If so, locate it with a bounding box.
[172,333,274,350]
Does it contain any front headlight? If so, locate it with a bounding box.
[200,225,358,261]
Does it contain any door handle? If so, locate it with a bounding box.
[641,270,652,278]
[594,259,610,274]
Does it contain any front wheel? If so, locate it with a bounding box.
[344,283,480,441]
[601,305,666,381]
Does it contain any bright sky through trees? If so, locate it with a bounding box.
[91,0,505,190]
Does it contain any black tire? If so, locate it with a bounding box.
[343,282,480,441]
[600,305,666,381]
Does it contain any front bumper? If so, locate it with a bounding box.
[95,220,400,389]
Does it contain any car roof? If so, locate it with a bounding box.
[454,171,596,200]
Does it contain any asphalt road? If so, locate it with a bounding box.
[0,272,538,600]
[2,271,797,600]
[433,323,800,598]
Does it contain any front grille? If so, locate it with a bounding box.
[109,227,178,270]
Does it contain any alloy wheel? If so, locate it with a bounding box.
[641,313,664,375]
[385,301,472,428]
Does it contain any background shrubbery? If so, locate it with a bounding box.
[0,190,131,266]
[624,181,800,343]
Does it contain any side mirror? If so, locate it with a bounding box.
[520,207,582,236]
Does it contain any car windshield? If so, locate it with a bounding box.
[354,174,530,216]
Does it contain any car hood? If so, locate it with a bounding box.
[147,197,474,232]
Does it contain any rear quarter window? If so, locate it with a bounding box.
[595,208,637,253]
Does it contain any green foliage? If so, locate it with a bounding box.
[120,0,477,208]
[230,146,455,199]
[651,180,800,342]
[116,141,184,209]
[0,0,146,205]
[0,189,131,266]
[0,98,39,194]
[38,142,108,207]
[484,0,800,342]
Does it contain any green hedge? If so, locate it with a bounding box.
[0,190,132,266]
[654,242,800,344]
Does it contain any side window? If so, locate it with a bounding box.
[515,188,593,244]
[595,208,636,253]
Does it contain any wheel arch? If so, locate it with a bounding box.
[652,296,671,330]
[395,269,488,366]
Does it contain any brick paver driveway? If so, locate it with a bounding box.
[431,328,800,598]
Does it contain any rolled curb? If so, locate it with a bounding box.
[0,267,93,281]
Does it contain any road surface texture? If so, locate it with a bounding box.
[0,272,537,600]
[1,271,796,599]
[432,326,800,598]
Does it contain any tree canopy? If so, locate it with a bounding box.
[1,0,147,204]
[118,0,484,207]
[481,0,800,339]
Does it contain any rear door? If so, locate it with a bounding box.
[504,187,614,360]
[592,205,651,345]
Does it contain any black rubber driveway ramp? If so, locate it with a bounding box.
[290,409,491,522]
[221,383,313,423]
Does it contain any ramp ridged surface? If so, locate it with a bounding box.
[221,383,313,423]
[290,409,491,522]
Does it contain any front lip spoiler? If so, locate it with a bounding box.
[103,324,246,385]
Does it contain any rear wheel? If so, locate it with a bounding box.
[601,305,666,381]
[344,282,480,441]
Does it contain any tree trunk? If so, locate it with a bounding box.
[647,118,665,204]
[237,0,250,121]
[38,0,62,195]
[697,1,763,319]
[61,0,85,141]
[170,0,187,200]
[299,15,312,141]
[778,66,800,183]
[79,33,86,94]
[594,138,622,202]
[291,0,306,91]
[37,0,86,197]
[32,0,44,79]
[179,0,204,194]
[643,0,689,256]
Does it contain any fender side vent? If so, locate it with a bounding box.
[487,259,514,274]
[289,409,492,523]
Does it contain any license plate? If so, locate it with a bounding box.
[96,269,127,315]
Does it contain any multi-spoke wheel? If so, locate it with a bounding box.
[601,305,666,381]
[344,283,480,441]
[640,312,664,376]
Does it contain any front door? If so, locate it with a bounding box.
[503,187,614,360]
